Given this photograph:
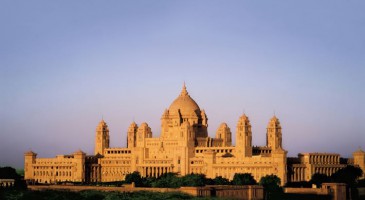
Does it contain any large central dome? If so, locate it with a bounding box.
[169,84,200,116]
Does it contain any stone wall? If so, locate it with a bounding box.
[285,183,347,200]
[284,187,328,195]
[28,184,264,200]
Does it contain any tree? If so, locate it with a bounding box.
[0,167,19,179]
[310,173,331,187]
[182,173,207,187]
[142,176,156,187]
[259,174,282,200]
[232,173,257,185]
[213,176,230,185]
[151,173,182,188]
[259,175,281,192]
[331,165,363,186]
[0,166,27,189]
[124,171,143,187]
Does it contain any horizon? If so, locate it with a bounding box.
[1,1,364,168]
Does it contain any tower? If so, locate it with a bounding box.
[181,120,195,143]
[127,122,138,148]
[353,148,365,179]
[94,119,110,155]
[236,114,252,157]
[73,150,86,182]
[24,151,37,181]
[216,123,232,147]
[136,122,152,147]
[266,115,282,150]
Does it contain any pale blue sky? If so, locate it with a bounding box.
[1,1,364,168]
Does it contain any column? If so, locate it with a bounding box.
[295,168,298,182]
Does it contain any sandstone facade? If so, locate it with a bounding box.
[24,84,365,185]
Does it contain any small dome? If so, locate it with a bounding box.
[237,114,250,126]
[129,121,137,127]
[268,115,281,128]
[73,149,85,155]
[97,119,108,128]
[96,119,109,131]
[218,123,229,129]
[239,114,249,121]
[354,148,365,155]
[168,84,200,116]
[270,115,279,121]
[25,151,36,155]
[98,119,107,126]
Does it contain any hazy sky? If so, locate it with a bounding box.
[1,1,364,168]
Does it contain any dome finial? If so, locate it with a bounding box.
[180,82,189,96]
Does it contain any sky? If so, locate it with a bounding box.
[0,1,364,168]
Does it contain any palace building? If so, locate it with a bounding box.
[24,84,365,185]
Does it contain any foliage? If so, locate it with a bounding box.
[232,173,257,185]
[357,178,365,187]
[0,167,19,179]
[310,173,331,187]
[80,190,105,200]
[284,181,311,188]
[124,171,144,187]
[0,166,27,189]
[125,172,214,188]
[259,174,281,192]
[16,169,24,177]
[259,174,282,200]
[181,173,207,187]
[212,176,230,185]
[151,172,182,188]
[0,190,218,200]
[141,176,156,187]
[204,178,215,185]
[331,165,363,186]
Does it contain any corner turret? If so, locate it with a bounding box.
[94,119,110,155]
[236,114,252,157]
[266,115,282,150]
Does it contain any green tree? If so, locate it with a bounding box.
[213,176,230,185]
[310,173,331,187]
[331,165,363,186]
[16,168,24,176]
[0,167,19,179]
[259,174,281,192]
[124,171,143,187]
[152,172,182,188]
[142,176,156,187]
[232,173,257,185]
[259,174,282,200]
[182,173,207,187]
[0,166,27,189]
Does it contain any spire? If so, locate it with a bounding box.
[180,82,189,96]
